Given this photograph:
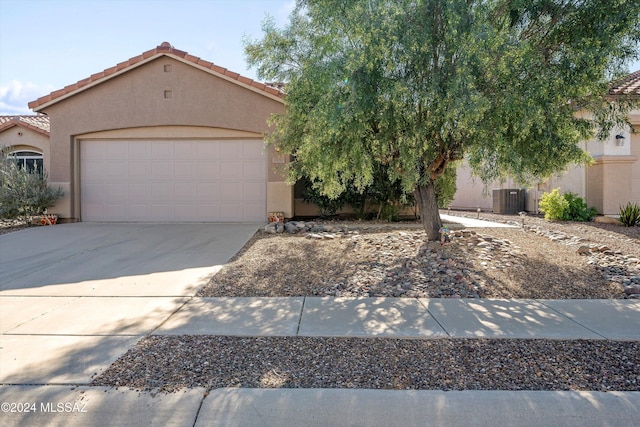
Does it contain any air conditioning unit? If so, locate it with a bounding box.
[492,189,525,214]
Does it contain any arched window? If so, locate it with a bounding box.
[9,150,44,173]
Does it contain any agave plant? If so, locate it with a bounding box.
[619,202,640,227]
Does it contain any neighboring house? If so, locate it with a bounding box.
[28,42,291,223]
[0,115,50,172]
[451,71,640,215]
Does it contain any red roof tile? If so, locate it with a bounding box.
[28,42,285,110]
[609,70,640,97]
[0,115,50,136]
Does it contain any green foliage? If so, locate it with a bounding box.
[539,188,569,221]
[539,189,597,222]
[563,192,598,222]
[0,157,64,225]
[301,178,346,217]
[619,202,640,227]
[246,0,640,238]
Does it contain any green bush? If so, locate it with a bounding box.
[0,158,63,225]
[539,189,597,222]
[302,179,346,217]
[539,188,568,221]
[619,202,640,227]
[563,192,598,221]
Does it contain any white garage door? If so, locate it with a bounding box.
[81,139,266,222]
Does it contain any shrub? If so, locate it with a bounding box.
[302,179,346,217]
[563,192,598,221]
[0,158,63,225]
[539,188,568,221]
[539,189,597,222]
[619,202,640,227]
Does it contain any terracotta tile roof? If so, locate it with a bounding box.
[0,115,50,136]
[28,42,285,111]
[609,70,640,97]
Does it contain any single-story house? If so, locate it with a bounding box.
[27,42,292,223]
[0,115,50,172]
[22,42,640,221]
[451,71,640,216]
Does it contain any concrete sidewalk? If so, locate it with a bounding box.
[154,297,640,340]
[1,386,638,427]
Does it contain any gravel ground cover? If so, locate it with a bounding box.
[92,336,640,393]
[198,212,639,299]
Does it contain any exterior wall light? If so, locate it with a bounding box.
[615,134,625,146]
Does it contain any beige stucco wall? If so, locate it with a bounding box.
[36,55,288,221]
[587,156,636,215]
[0,126,50,173]
[630,125,640,204]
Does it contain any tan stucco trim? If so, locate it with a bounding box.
[591,155,638,165]
[76,126,264,140]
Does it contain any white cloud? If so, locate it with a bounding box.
[0,80,54,115]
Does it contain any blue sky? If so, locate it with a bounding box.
[0,0,295,114]
[1,0,638,116]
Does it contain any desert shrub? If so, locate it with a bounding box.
[539,189,597,222]
[563,192,598,221]
[619,202,640,227]
[539,188,569,221]
[302,179,346,217]
[0,157,63,225]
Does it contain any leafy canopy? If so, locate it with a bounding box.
[245,0,639,236]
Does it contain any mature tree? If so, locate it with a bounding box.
[246,0,640,240]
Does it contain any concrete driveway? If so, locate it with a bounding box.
[0,223,259,384]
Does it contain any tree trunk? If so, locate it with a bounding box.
[414,181,442,241]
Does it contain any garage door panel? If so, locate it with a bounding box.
[152,161,173,179]
[81,139,266,222]
[127,141,150,158]
[220,161,243,179]
[105,182,128,202]
[197,203,221,220]
[243,141,265,157]
[197,182,220,201]
[128,203,150,219]
[174,141,196,159]
[196,141,220,157]
[174,161,196,179]
[128,183,150,200]
[244,204,265,222]
[152,142,174,159]
[151,204,173,219]
[174,204,198,220]
[82,183,104,201]
[106,161,128,178]
[243,160,266,179]
[220,182,243,201]
[220,142,243,157]
[174,183,196,202]
[83,141,106,159]
[128,161,151,178]
[83,161,106,180]
[197,162,220,180]
[106,143,129,159]
[151,182,173,202]
[244,182,266,200]
[220,204,243,220]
